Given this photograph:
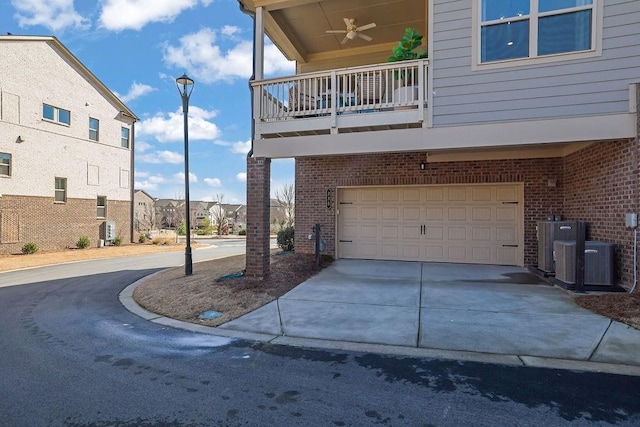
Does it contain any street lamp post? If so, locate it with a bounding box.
[176,73,194,276]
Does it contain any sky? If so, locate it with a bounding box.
[0,0,296,204]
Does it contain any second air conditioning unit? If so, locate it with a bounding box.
[553,240,615,286]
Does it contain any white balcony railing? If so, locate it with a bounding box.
[252,59,429,138]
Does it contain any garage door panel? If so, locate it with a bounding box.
[472,207,492,221]
[361,225,378,239]
[472,246,492,262]
[426,226,443,240]
[448,187,467,201]
[447,207,467,221]
[426,208,444,220]
[448,227,467,240]
[472,187,492,201]
[361,207,377,220]
[382,207,398,220]
[337,184,523,265]
[472,227,491,241]
[402,207,420,221]
[382,226,399,239]
[496,207,517,222]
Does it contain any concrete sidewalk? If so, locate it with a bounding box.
[214,259,640,369]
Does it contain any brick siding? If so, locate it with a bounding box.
[0,195,130,254]
[565,139,639,287]
[294,141,640,288]
[246,157,271,278]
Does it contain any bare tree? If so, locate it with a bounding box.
[275,183,295,227]
[210,193,229,235]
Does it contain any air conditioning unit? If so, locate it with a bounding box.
[554,240,615,286]
[537,221,584,272]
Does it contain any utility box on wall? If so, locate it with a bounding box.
[104,220,116,244]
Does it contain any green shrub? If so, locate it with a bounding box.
[21,242,38,254]
[113,236,122,246]
[77,236,90,249]
[277,226,295,251]
[138,234,147,243]
[238,229,247,236]
[177,222,186,236]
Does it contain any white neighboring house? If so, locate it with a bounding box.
[0,35,137,254]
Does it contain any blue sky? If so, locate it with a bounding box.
[0,0,296,204]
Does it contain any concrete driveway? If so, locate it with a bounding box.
[218,259,640,366]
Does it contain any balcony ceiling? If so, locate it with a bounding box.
[240,0,426,64]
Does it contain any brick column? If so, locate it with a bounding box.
[246,157,271,279]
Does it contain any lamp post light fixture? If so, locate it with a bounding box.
[176,73,194,276]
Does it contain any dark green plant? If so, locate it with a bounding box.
[21,242,38,254]
[138,234,147,243]
[277,226,295,252]
[77,236,90,249]
[238,229,247,236]
[388,27,428,81]
[177,222,186,236]
[113,236,122,246]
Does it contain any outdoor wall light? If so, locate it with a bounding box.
[420,162,427,170]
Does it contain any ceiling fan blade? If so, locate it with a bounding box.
[341,35,349,45]
[357,33,373,42]
[343,17,352,27]
[357,22,376,32]
[326,30,347,33]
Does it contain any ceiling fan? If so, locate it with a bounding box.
[326,18,376,44]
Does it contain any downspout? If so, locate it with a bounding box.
[238,0,256,159]
[130,119,136,244]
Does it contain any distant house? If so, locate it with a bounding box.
[0,35,137,254]
[133,190,156,233]
[155,199,184,229]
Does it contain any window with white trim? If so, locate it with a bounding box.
[479,0,596,63]
[55,177,67,203]
[0,153,11,177]
[121,127,130,148]
[89,117,99,141]
[43,104,71,125]
[97,196,106,218]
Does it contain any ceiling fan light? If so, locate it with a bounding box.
[347,31,357,40]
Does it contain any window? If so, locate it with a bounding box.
[89,117,99,141]
[0,153,10,176]
[478,0,597,64]
[121,127,130,148]
[43,104,71,125]
[54,177,67,203]
[97,196,106,218]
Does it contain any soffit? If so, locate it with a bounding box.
[242,0,426,64]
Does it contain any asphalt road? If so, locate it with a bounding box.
[1,241,640,426]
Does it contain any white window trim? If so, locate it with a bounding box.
[97,196,107,218]
[471,0,603,71]
[89,117,99,141]
[0,152,11,177]
[54,177,67,203]
[43,103,71,126]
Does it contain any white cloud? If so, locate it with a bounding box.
[236,172,247,182]
[163,27,294,84]
[231,140,251,155]
[12,0,90,31]
[138,150,184,164]
[115,82,156,103]
[204,177,222,187]
[221,25,240,37]
[135,141,152,153]
[173,171,198,183]
[136,106,220,143]
[99,0,212,31]
[135,173,167,191]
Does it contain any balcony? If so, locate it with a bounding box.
[252,60,429,139]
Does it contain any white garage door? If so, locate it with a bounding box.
[337,184,524,266]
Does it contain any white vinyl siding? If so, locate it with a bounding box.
[432,0,640,126]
